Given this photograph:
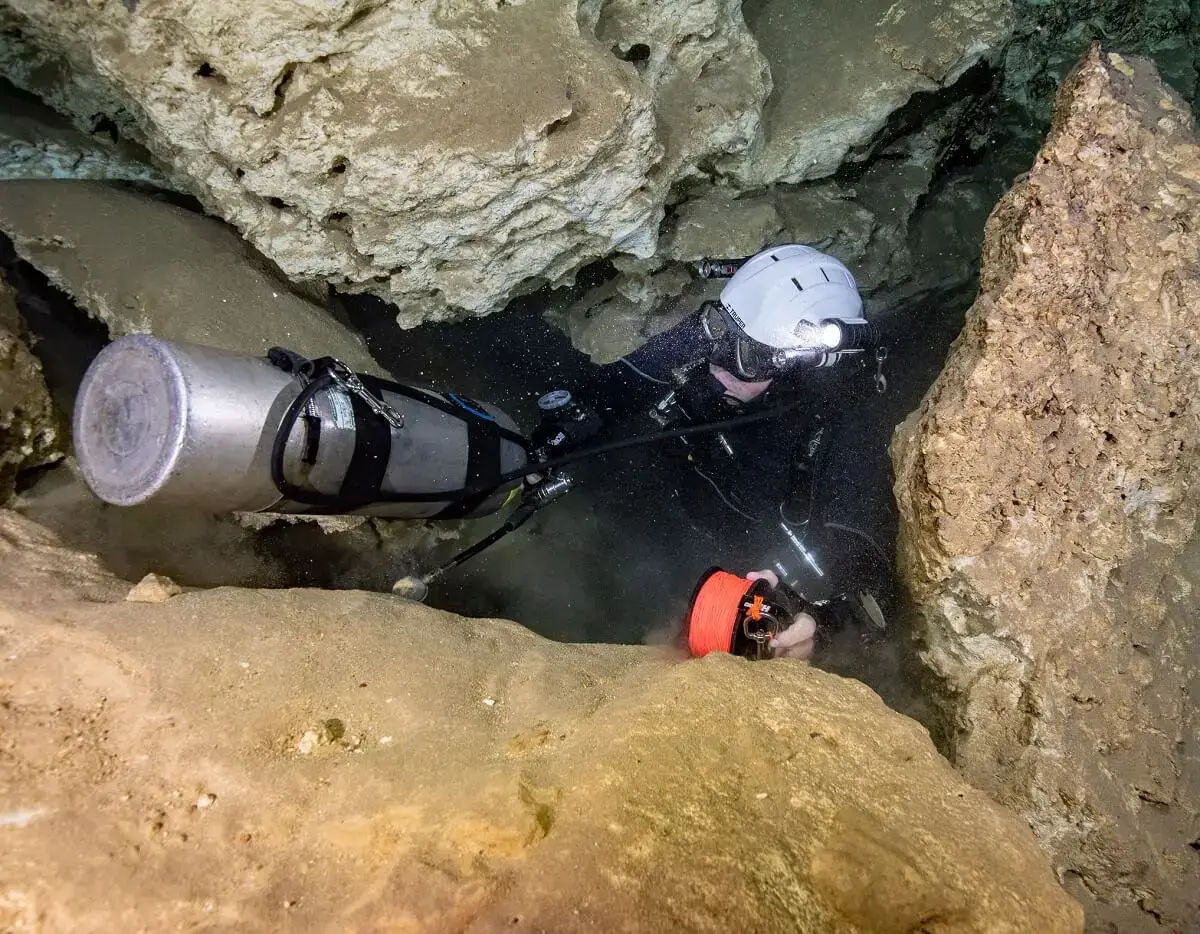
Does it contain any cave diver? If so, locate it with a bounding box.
[70,241,890,654]
[514,244,893,652]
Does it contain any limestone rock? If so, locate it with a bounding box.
[727,0,1015,187]
[662,189,784,262]
[580,0,771,183]
[0,0,664,323]
[125,572,182,604]
[561,100,981,363]
[545,259,701,363]
[0,509,126,605]
[0,83,167,185]
[0,0,1013,332]
[0,180,381,373]
[0,509,1081,932]
[891,48,1200,932]
[0,274,61,502]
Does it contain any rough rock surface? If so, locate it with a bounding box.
[555,96,987,363]
[125,572,183,604]
[0,272,60,502]
[11,456,460,594]
[544,259,702,363]
[1002,0,1200,166]
[0,508,1082,933]
[891,48,1200,932]
[0,0,1012,330]
[727,0,1014,187]
[0,0,669,324]
[0,180,380,373]
[0,83,167,185]
[579,0,770,185]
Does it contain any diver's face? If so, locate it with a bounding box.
[709,364,771,404]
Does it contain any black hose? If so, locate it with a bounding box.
[487,396,809,489]
[271,365,807,509]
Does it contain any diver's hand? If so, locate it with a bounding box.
[746,569,816,662]
[769,613,817,661]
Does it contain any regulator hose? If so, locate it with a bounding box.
[272,363,806,510]
[487,396,809,489]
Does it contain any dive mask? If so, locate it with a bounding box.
[700,302,877,380]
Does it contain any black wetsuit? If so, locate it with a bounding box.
[571,312,885,605]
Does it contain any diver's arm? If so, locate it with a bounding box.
[573,312,711,428]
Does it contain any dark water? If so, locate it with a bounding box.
[346,296,707,642]
[7,209,962,722]
[346,283,971,720]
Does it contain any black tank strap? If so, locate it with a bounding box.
[267,350,526,512]
[358,374,530,450]
[338,391,393,507]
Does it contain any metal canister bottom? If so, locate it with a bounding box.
[73,335,190,507]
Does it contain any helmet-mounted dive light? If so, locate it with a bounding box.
[702,300,879,379]
[771,319,878,370]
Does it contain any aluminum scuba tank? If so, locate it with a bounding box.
[73,335,527,519]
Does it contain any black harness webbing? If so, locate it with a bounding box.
[338,390,393,509]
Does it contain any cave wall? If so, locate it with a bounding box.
[0,506,1084,932]
[0,271,60,501]
[891,47,1200,932]
[0,0,1012,336]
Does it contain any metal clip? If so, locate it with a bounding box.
[744,623,772,660]
[327,359,405,430]
[873,346,889,395]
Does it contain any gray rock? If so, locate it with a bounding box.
[0,83,167,185]
[725,0,1014,187]
[544,260,697,364]
[580,0,771,184]
[0,0,1012,333]
[662,189,783,262]
[0,0,672,322]
[0,180,381,374]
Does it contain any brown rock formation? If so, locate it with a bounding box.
[0,273,61,501]
[892,46,1200,931]
[0,509,1081,933]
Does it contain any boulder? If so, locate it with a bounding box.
[544,260,699,364]
[0,180,381,373]
[0,508,1081,932]
[557,98,986,363]
[0,0,1011,331]
[891,47,1200,932]
[125,571,183,604]
[0,0,668,323]
[579,0,771,184]
[0,83,167,184]
[0,272,61,502]
[725,0,1014,187]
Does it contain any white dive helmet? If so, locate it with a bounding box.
[719,245,865,366]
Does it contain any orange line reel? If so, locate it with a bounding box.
[685,568,797,660]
